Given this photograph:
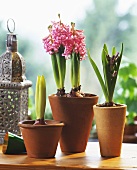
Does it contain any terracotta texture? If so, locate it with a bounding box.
[18,120,64,158]
[49,94,98,153]
[94,104,127,157]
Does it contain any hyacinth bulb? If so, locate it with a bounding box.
[35,75,46,124]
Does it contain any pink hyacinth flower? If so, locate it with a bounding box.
[43,21,70,55]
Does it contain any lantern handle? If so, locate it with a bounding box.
[7,18,15,33]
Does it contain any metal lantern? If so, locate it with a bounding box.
[0,19,32,144]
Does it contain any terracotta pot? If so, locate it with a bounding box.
[48,93,98,153]
[94,104,127,157]
[18,120,64,158]
[124,124,136,135]
[123,124,137,143]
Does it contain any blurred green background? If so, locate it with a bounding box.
[0,0,137,122]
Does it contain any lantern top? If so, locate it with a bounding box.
[6,19,17,52]
[0,19,32,86]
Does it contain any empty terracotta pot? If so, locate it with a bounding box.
[94,104,127,157]
[18,120,64,158]
[49,93,98,153]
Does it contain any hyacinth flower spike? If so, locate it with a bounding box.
[69,22,86,97]
[43,14,69,96]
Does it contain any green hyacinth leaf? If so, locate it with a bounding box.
[35,75,46,120]
[51,54,60,89]
[103,43,108,55]
[102,44,110,92]
[71,52,80,88]
[39,75,46,119]
[87,49,109,102]
[112,46,116,56]
[56,53,66,89]
[35,76,40,119]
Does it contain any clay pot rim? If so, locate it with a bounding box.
[93,104,127,109]
[49,93,98,99]
[18,119,64,128]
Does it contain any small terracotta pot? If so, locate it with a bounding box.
[49,93,98,153]
[94,104,127,157]
[18,120,64,158]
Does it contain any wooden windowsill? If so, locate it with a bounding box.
[0,142,137,169]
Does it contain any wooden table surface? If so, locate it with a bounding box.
[0,142,137,170]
